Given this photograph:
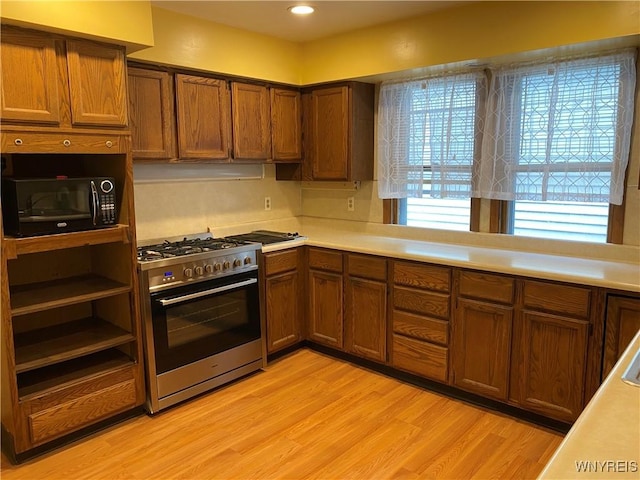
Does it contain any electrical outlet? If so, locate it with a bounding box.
[264,197,272,211]
[347,196,355,212]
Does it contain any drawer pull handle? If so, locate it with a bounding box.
[105,140,113,148]
[63,139,71,147]
[14,138,23,146]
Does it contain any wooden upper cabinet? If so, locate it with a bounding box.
[128,68,176,160]
[231,82,270,160]
[270,88,301,162]
[66,40,128,128]
[305,82,374,181]
[0,28,61,125]
[175,74,230,160]
[0,26,128,130]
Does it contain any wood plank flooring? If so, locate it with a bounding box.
[1,349,563,479]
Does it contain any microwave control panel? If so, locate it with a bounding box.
[99,179,116,224]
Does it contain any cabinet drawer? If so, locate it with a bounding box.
[308,248,343,273]
[458,270,514,304]
[264,249,298,276]
[347,254,386,281]
[393,286,450,320]
[23,366,137,446]
[393,310,448,346]
[392,334,448,383]
[523,280,591,319]
[1,131,125,154]
[393,262,450,293]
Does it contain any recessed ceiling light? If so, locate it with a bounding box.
[288,5,315,15]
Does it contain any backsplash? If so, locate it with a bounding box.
[133,164,301,241]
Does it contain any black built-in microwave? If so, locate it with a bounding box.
[1,177,117,237]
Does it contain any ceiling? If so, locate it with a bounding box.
[150,1,470,42]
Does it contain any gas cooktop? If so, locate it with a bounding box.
[137,236,252,262]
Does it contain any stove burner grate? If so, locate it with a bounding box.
[137,236,252,262]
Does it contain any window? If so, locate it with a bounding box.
[509,201,609,243]
[378,72,485,230]
[477,51,636,243]
[379,50,636,242]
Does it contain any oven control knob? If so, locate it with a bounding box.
[195,266,204,276]
[244,257,252,265]
[233,258,242,267]
[223,261,231,270]
[184,267,194,278]
[204,264,214,274]
[213,263,222,271]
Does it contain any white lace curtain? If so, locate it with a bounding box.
[473,51,636,205]
[377,72,486,199]
[378,50,637,205]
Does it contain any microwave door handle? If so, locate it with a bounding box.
[158,278,257,307]
[90,180,99,226]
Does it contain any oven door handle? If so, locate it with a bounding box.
[157,278,257,307]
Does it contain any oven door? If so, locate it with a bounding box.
[149,270,260,374]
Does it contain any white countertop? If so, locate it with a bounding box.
[263,226,640,292]
[538,330,640,479]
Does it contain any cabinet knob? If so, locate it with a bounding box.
[63,139,71,147]
[14,138,23,146]
[105,140,113,148]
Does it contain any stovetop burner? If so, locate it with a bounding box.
[137,236,253,262]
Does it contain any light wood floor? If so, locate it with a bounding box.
[1,349,563,479]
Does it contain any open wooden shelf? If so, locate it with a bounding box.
[2,224,131,259]
[14,317,134,373]
[10,274,131,316]
[17,349,135,401]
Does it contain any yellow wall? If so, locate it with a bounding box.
[0,0,154,51]
[300,1,640,84]
[128,6,302,85]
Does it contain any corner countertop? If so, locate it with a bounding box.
[262,226,639,292]
[538,330,640,479]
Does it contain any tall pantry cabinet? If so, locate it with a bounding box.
[0,25,144,461]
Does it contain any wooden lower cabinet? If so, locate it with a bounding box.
[307,248,344,349]
[392,334,448,383]
[20,366,138,448]
[264,249,302,353]
[391,261,452,383]
[510,280,593,422]
[345,255,387,362]
[603,295,640,379]
[514,311,589,422]
[452,298,513,400]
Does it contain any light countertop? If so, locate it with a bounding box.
[263,226,640,293]
[538,330,640,479]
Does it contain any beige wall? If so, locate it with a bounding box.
[133,165,301,242]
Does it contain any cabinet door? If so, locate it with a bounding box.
[603,296,640,379]
[266,271,302,353]
[231,82,271,160]
[517,311,589,422]
[270,88,301,162]
[308,269,343,349]
[128,68,176,160]
[175,74,230,160]
[0,28,61,125]
[66,40,128,127]
[310,86,349,180]
[345,277,386,362]
[453,298,513,400]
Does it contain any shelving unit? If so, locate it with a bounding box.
[0,25,145,462]
[14,317,134,373]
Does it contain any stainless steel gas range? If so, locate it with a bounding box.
[137,233,265,413]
